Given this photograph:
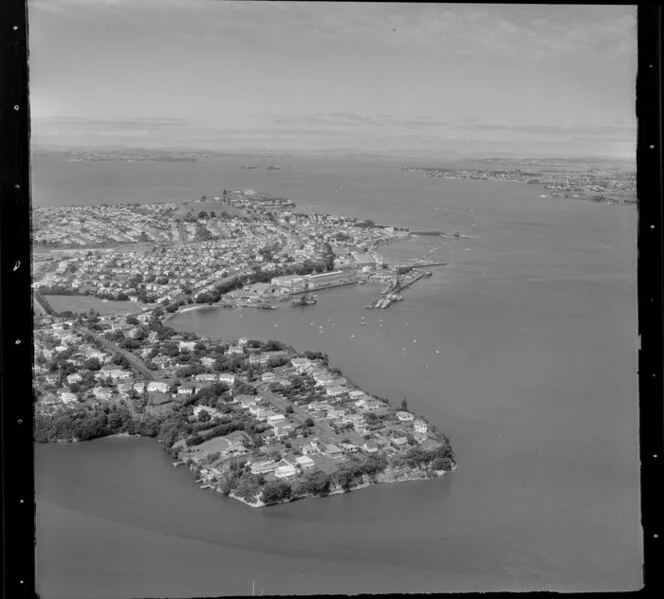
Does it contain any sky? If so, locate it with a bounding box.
[29,1,637,158]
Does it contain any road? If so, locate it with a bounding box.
[146,270,253,315]
[77,325,160,382]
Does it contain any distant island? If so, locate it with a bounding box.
[241,165,282,170]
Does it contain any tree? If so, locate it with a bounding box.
[285,405,294,414]
[303,470,331,496]
[304,418,314,427]
[261,480,292,505]
[198,211,208,219]
[335,467,356,491]
[198,410,211,423]
[83,357,101,371]
[400,398,409,412]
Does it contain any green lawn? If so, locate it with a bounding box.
[44,295,141,315]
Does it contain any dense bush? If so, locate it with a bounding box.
[261,480,292,505]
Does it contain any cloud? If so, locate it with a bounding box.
[36,116,193,129]
[32,2,636,63]
[461,122,636,137]
[264,112,446,130]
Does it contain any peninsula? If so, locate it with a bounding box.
[33,187,456,507]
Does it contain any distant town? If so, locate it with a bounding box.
[33,188,456,507]
[404,157,636,205]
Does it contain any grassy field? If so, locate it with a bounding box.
[44,295,141,315]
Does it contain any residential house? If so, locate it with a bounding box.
[291,357,316,373]
[295,455,315,471]
[92,386,113,401]
[194,373,218,382]
[217,373,236,386]
[250,460,279,475]
[414,419,428,434]
[117,382,133,396]
[397,411,415,422]
[267,413,286,426]
[391,436,409,448]
[324,443,344,460]
[274,461,298,479]
[147,381,169,394]
[340,441,359,453]
[325,385,347,398]
[58,391,78,405]
[363,399,384,411]
[238,395,259,409]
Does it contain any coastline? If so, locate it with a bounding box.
[198,464,456,509]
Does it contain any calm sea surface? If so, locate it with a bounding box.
[34,155,641,597]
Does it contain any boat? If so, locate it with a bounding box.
[291,294,317,306]
[256,303,278,310]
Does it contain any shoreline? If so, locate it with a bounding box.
[199,465,456,509]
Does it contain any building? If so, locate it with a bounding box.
[271,274,307,294]
[324,443,345,460]
[58,391,78,404]
[305,270,357,291]
[295,455,315,471]
[326,385,347,397]
[267,413,286,426]
[195,373,218,382]
[218,373,236,386]
[250,460,279,475]
[274,463,298,479]
[147,381,169,393]
[414,419,428,434]
[66,373,82,385]
[397,411,415,422]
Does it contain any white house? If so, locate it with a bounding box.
[250,460,279,475]
[194,373,218,382]
[325,385,347,397]
[218,373,236,386]
[396,411,415,422]
[92,386,113,401]
[147,381,169,393]
[267,413,286,426]
[414,419,428,434]
[66,373,82,385]
[274,464,298,479]
[58,391,78,404]
[295,455,316,471]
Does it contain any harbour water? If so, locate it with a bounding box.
[34,155,641,597]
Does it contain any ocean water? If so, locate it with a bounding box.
[34,155,641,597]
